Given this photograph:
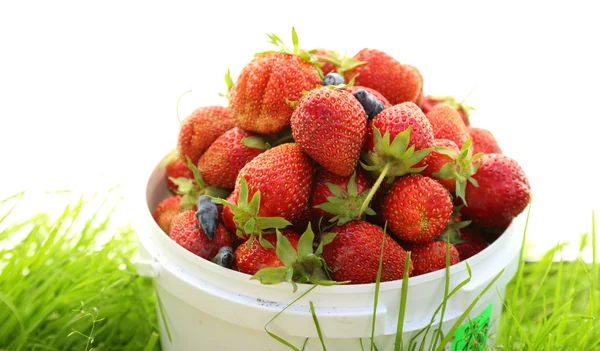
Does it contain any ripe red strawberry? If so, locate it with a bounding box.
[221,189,238,234]
[229,30,321,134]
[153,195,185,234]
[311,169,372,224]
[468,127,503,154]
[235,230,299,275]
[291,87,366,176]
[455,227,489,261]
[425,103,469,148]
[404,241,459,276]
[169,210,235,260]
[165,157,193,194]
[383,175,453,243]
[463,154,530,227]
[322,220,412,284]
[197,127,267,189]
[421,95,473,126]
[345,85,392,109]
[343,49,422,105]
[177,106,236,164]
[417,139,460,191]
[312,48,338,76]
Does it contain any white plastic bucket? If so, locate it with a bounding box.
[134,153,525,351]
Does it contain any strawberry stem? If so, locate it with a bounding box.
[358,162,391,218]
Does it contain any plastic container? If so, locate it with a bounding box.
[134,153,525,351]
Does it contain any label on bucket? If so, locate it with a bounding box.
[451,304,492,351]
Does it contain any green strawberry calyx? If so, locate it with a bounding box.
[314,50,366,77]
[313,171,375,226]
[218,68,234,101]
[171,156,229,211]
[358,125,432,216]
[210,177,291,249]
[240,136,270,150]
[429,95,475,120]
[435,206,471,245]
[251,226,346,292]
[432,138,483,205]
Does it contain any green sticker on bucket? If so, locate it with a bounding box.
[451,304,492,351]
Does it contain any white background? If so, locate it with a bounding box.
[1,1,599,257]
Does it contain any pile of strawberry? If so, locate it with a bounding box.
[152,29,531,287]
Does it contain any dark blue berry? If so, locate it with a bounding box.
[353,89,385,120]
[196,195,219,240]
[323,72,345,86]
[213,246,234,268]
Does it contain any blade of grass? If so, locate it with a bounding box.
[309,301,327,351]
[393,252,412,351]
[370,223,387,351]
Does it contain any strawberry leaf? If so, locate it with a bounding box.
[259,234,275,249]
[275,229,299,267]
[291,27,299,53]
[241,136,269,150]
[297,225,315,259]
[251,267,289,285]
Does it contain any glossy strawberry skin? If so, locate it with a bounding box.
[229,53,321,134]
[421,96,470,126]
[455,227,489,261]
[463,154,530,227]
[344,49,422,106]
[177,106,236,165]
[170,210,235,260]
[468,127,503,154]
[312,48,337,76]
[291,87,366,176]
[221,189,238,234]
[425,103,469,148]
[153,195,184,235]
[404,241,459,276]
[322,220,411,284]
[197,127,264,189]
[366,101,434,152]
[383,175,453,243]
[416,139,460,192]
[165,158,193,194]
[236,143,315,225]
[344,85,392,109]
[310,168,371,220]
[234,230,300,275]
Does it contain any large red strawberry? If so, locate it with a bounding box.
[342,49,422,105]
[404,241,459,276]
[311,169,372,225]
[197,127,267,189]
[291,87,366,176]
[153,195,185,235]
[235,229,299,275]
[169,210,235,260]
[229,30,321,134]
[455,227,489,261]
[163,151,194,194]
[322,220,411,284]
[417,139,460,191]
[345,85,392,109]
[462,154,530,227]
[425,103,469,148]
[383,175,453,243]
[468,127,503,154]
[177,106,236,164]
[421,95,473,126]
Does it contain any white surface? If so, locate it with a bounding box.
[1,1,599,256]
[138,161,524,350]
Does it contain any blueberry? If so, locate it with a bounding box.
[353,89,385,120]
[323,72,345,86]
[213,246,234,268]
[196,195,219,240]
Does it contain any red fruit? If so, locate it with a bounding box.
[383,175,453,243]
[417,139,459,192]
[468,127,503,154]
[229,53,321,134]
[463,154,530,227]
[152,196,184,234]
[455,227,489,261]
[291,87,366,176]
[322,220,411,284]
[177,106,236,164]
[345,85,392,109]
[421,96,472,126]
[311,169,372,224]
[366,102,433,152]
[197,127,266,189]
[235,230,300,275]
[343,49,422,105]
[221,189,238,234]
[312,48,338,76]
[236,143,315,225]
[404,241,459,276]
[425,103,469,148]
[170,210,235,260]
[165,156,193,194]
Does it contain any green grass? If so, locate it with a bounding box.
[0,192,598,350]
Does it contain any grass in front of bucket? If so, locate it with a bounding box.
[0,192,598,351]
[0,192,159,351]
